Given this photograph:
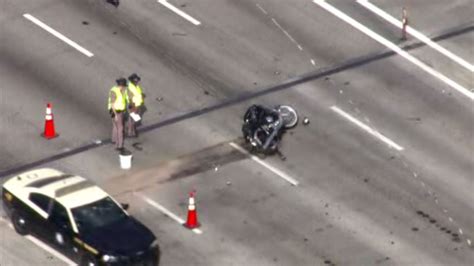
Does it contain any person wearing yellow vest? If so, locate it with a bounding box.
[108,78,128,150]
[126,73,145,137]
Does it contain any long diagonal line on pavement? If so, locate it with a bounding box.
[313,0,473,100]
[0,23,472,178]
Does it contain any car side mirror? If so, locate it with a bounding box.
[121,203,129,210]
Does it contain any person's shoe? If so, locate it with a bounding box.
[116,147,124,152]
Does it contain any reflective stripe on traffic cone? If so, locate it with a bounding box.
[185,191,200,229]
[42,103,58,139]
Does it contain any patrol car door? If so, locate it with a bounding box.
[47,200,76,257]
[27,192,53,238]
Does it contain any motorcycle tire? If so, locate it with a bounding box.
[277,105,298,129]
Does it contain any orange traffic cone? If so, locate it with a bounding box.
[42,103,58,139]
[185,191,200,229]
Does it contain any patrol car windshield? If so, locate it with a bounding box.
[71,197,126,233]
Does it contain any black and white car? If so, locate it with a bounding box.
[2,168,159,266]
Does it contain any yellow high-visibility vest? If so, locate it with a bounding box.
[127,82,143,107]
[108,86,128,111]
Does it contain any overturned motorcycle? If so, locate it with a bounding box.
[242,104,298,155]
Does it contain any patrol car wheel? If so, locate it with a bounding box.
[11,210,29,236]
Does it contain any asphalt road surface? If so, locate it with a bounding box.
[1,0,473,265]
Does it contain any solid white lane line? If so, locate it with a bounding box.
[331,106,404,151]
[229,142,299,186]
[256,3,268,15]
[0,217,76,265]
[357,0,474,72]
[157,0,201,26]
[23,14,94,57]
[25,235,77,265]
[312,0,474,100]
[140,194,203,234]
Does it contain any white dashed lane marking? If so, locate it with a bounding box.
[331,106,404,151]
[139,194,203,235]
[313,0,474,100]
[157,0,201,26]
[256,3,268,15]
[357,0,474,72]
[229,142,299,186]
[23,14,94,57]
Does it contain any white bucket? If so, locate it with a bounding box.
[119,151,133,169]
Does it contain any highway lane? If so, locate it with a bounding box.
[0,215,71,265]
[1,0,473,265]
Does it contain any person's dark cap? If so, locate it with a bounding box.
[116,78,127,86]
[128,73,141,82]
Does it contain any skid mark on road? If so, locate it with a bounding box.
[1,23,471,179]
[104,141,246,196]
[401,161,473,247]
[330,95,472,247]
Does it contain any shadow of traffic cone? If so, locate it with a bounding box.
[184,191,200,229]
[42,103,58,139]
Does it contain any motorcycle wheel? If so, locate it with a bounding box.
[278,105,298,129]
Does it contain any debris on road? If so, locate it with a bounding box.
[106,0,120,7]
[303,117,310,125]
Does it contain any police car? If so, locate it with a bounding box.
[2,168,159,266]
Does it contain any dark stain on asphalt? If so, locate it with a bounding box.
[375,256,390,264]
[82,21,89,25]
[408,117,422,122]
[412,227,419,232]
[415,209,465,243]
[416,210,429,218]
[452,237,461,243]
[171,32,187,37]
[2,25,472,178]
[167,144,247,182]
[132,142,143,151]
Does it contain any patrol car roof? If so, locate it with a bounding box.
[3,168,109,209]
